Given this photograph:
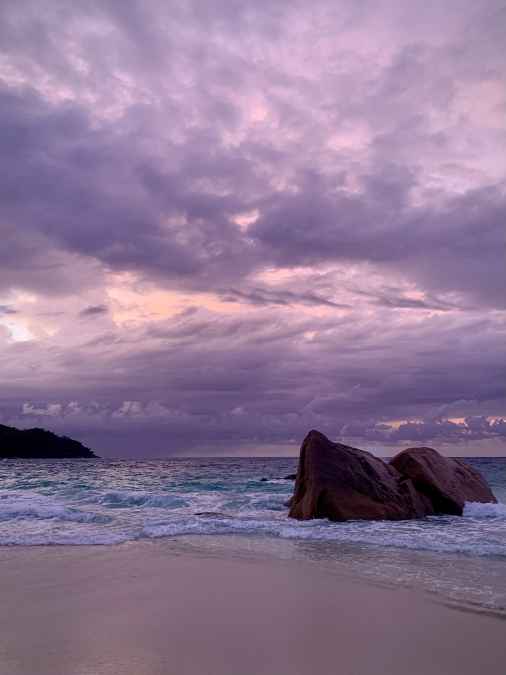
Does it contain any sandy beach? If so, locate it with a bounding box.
[1,539,504,675]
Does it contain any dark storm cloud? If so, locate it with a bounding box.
[0,0,504,454]
[1,0,505,302]
[1,80,504,308]
[2,307,506,454]
[0,84,261,294]
[79,305,108,318]
[218,286,349,309]
[351,288,463,312]
[250,176,506,309]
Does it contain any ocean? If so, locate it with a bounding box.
[1,456,505,614]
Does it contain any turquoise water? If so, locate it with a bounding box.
[1,456,505,612]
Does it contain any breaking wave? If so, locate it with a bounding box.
[1,456,505,614]
[0,457,504,556]
[463,501,506,518]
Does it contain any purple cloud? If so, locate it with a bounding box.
[0,0,504,455]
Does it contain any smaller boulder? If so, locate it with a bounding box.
[390,447,496,515]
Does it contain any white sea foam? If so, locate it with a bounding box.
[1,487,505,557]
[139,511,506,558]
[0,491,108,524]
[95,490,187,509]
[0,529,131,546]
[463,501,506,518]
[0,460,505,561]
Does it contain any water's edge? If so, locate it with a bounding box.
[1,456,505,613]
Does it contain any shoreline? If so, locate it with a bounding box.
[1,538,505,675]
[2,532,506,618]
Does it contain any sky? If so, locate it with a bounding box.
[0,0,505,457]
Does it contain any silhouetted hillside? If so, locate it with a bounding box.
[0,424,97,458]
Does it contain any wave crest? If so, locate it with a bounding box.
[464,501,506,518]
[96,490,188,509]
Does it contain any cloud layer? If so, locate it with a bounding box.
[0,0,505,455]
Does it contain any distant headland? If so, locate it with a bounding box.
[0,424,97,459]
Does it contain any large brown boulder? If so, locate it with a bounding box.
[288,430,497,522]
[288,430,431,521]
[390,447,497,515]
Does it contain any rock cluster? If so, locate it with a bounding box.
[288,430,496,521]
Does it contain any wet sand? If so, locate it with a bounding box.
[0,539,504,675]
